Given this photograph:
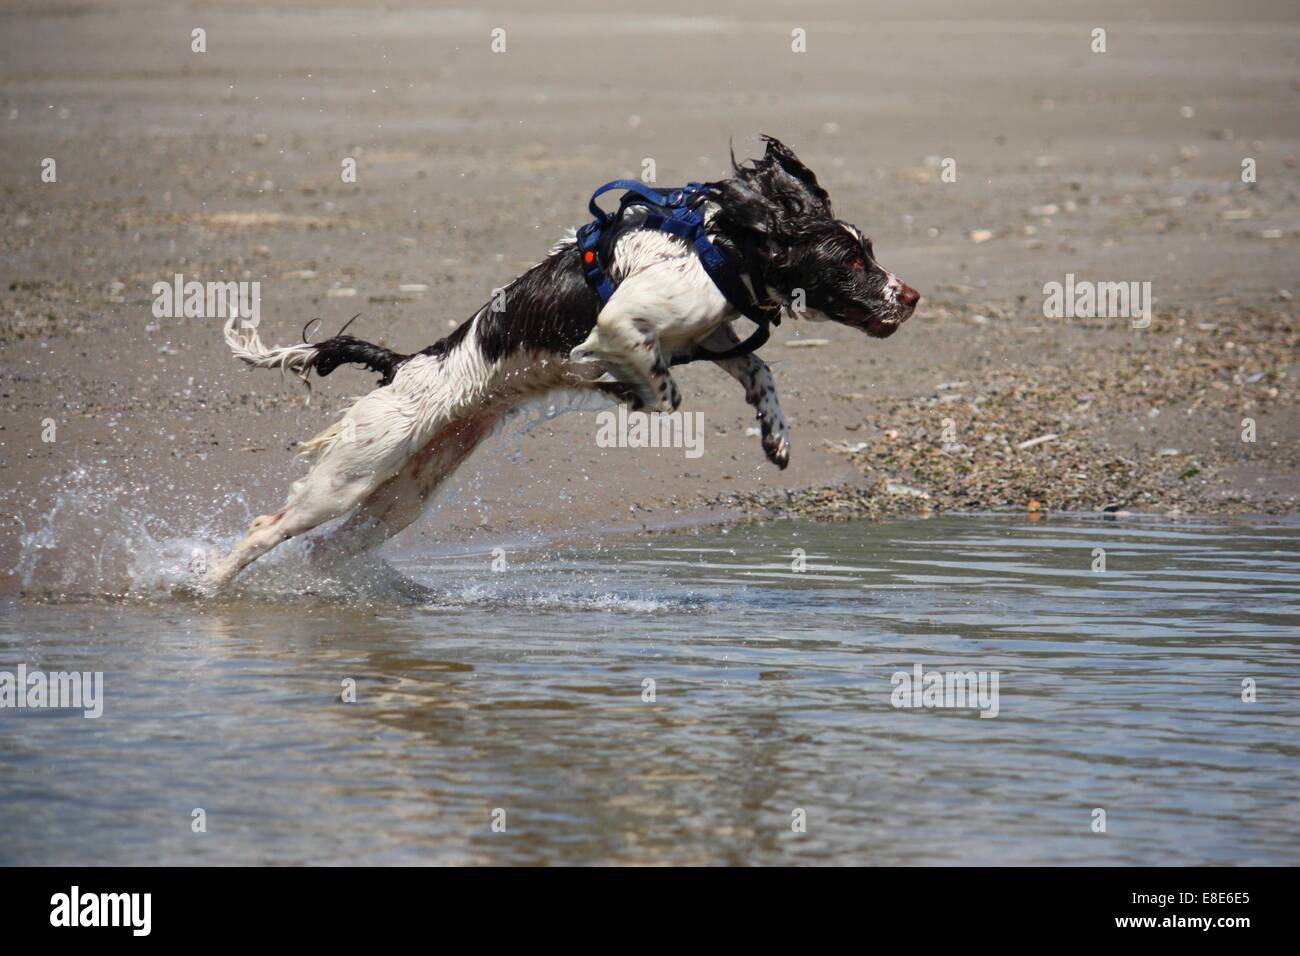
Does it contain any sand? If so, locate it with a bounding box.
[1,0,1297,594]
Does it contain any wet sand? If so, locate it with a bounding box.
[2,0,1297,592]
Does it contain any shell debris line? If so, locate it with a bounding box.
[710,306,1296,522]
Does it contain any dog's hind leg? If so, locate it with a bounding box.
[307,411,501,563]
[204,480,375,592]
[205,386,426,592]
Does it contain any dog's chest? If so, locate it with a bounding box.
[611,231,735,348]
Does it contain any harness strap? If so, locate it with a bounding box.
[670,315,772,366]
[586,179,675,220]
[576,180,780,365]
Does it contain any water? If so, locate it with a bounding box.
[2,514,1298,865]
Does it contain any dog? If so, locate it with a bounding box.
[206,136,918,590]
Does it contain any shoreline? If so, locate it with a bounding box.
[10,489,1296,606]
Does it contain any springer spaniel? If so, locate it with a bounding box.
[208,136,918,590]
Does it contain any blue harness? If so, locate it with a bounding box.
[575,180,780,364]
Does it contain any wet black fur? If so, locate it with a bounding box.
[310,244,602,386]
[311,334,410,386]
[432,243,602,365]
[703,136,895,335]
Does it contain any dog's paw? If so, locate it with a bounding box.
[759,415,790,469]
[762,430,790,469]
[653,375,682,413]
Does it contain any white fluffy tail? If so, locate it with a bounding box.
[223,318,320,382]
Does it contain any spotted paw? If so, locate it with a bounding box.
[655,377,682,413]
[761,426,790,469]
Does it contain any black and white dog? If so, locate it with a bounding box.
[208,136,918,589]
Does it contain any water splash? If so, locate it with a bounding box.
[13,466,246,601]
[12,390,619,606]
[496,390,609,463]
[12,466,433,605]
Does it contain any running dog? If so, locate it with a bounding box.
[207,136,919,590]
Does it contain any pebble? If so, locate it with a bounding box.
[886,482,930,498]
[1016,433,1057,449]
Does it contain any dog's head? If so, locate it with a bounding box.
[709,136,919,338]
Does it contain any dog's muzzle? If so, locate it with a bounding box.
[849,283,919,338]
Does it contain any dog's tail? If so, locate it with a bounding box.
[224,319,410,388]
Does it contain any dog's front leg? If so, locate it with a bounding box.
[571,297,680,413]
[694,324,789,469]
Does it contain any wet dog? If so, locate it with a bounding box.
[207,136,918,590]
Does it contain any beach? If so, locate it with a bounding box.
[2,0,1297,592]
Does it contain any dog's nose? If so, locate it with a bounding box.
[899,284,920,309]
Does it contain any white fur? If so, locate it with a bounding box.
[207,297,601,590]
[882,274,904,308]
[223,318,320,386]
[569,219,739,411]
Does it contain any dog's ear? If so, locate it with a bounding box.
[709,136,835,258]
[759,135,833,216]
[707,175,775,234]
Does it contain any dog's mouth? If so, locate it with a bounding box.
[843,303,916,339]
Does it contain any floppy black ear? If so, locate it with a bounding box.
[760,135,833,215]
[706,176,774,233]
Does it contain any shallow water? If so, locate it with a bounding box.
[2,514,1298,865]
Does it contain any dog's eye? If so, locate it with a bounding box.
[846,257,865,272]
